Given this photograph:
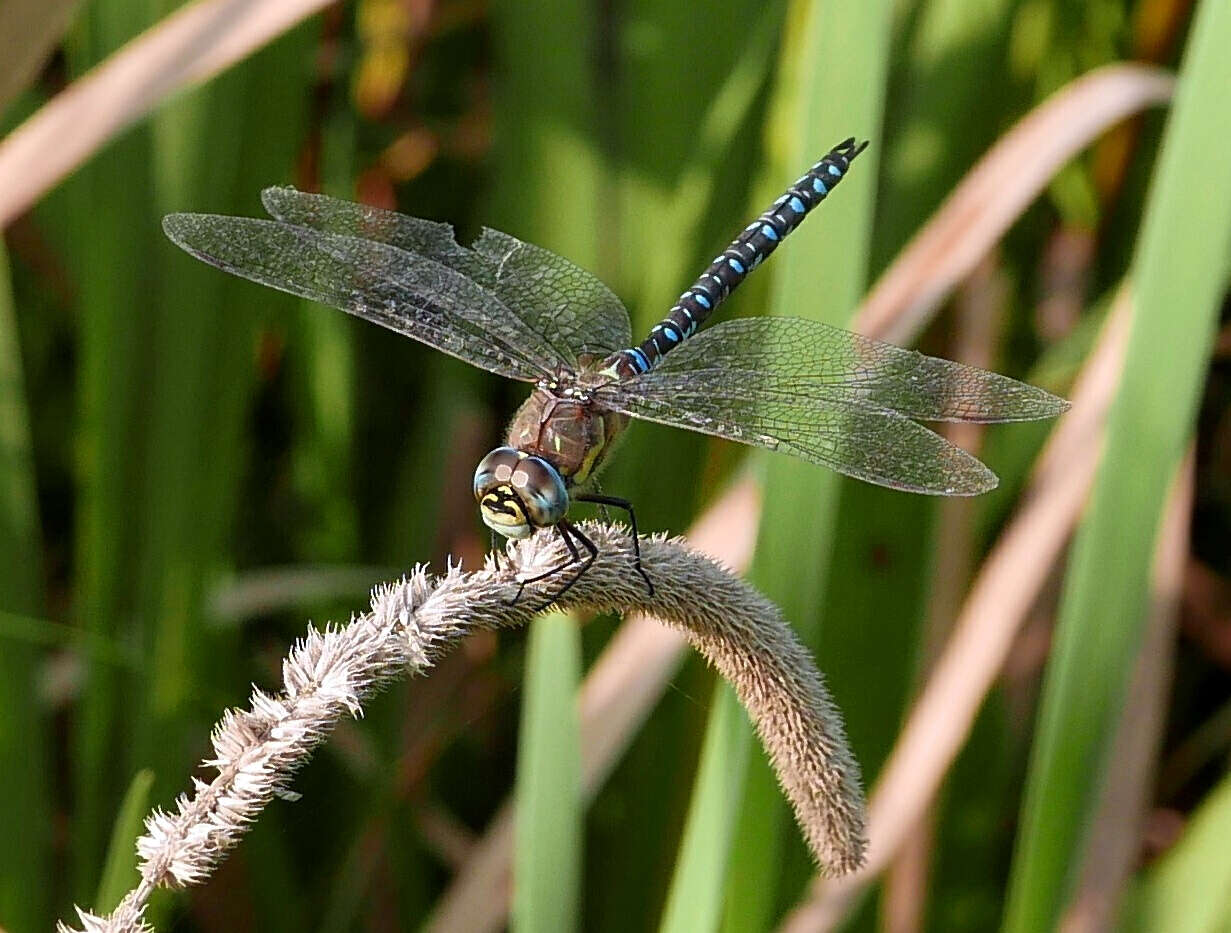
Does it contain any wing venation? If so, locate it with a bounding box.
[596,317,1069,494]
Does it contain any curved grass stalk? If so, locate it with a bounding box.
[425,478,761,933]
[59,523,864,933]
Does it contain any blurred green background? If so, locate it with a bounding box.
[1,0,1230,930]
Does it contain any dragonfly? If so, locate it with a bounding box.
[163,138,1068,606]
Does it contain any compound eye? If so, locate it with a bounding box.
[511,456,569,526]
[473,447,522,501]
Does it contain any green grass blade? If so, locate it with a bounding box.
[65,1,161,893]
[587,7,784,925]
[0,609,133,668]
[488,2,602,927]
[513,612,583,933]
[139,17,312,785]
[633,3,784,316]
[0,240,52,931]
[872,0,1021,271]
[288,104,359,562]
[664,0,896,925]
[602,0,779,543]
[1135,774,1231,933]
[689,1,892,928]
[659,683,752,933]
[94,769,155,913]
[1003,2,1231,928]
[141,25,314,928]
[867,3,1065,924]
[487,0,605,264]
[60,2,315,902]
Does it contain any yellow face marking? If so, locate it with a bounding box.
[482,489,524,520]
[481,487,531,536]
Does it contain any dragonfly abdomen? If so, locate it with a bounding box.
[602,137,868,379]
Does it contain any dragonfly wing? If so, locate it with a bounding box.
[602,379,999,495]
[597,317,1069,495]
[622,317,1070,422]
[470,228,632,361]
[163,212,563,382]
[261,187,632,366]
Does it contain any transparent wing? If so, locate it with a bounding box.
[261,187,632,365]
[596,317,1069,495]
[163,212,566,383]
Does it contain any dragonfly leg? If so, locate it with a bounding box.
[538,521,598,609]
[588,479,613,523]
[575,493,654,596]
[490,529,504,573]
[507,523,584,609]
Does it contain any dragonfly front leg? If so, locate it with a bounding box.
[541,521,598,609]
[490,529,504,573]
[507,523,586,609]
[575,493,654,596]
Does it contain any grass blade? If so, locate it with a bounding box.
[60,1,315,903]
[1136,773,1231,933]
[513,612,583,933]
[94,769,155,912]
[661,1,893,928]
[1059,451,1192,931]
[730,0,892,925]
[64,3,161,895]
[487,1,603,927]
[1003,2,1231,928]
[0,239,52,930]
[660,683,752,933]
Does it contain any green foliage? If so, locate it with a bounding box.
[96,769,155,912]
[514,613,582,933]
[683,2,896,929]
[1135,773,1231,933]
[1004,2,1231,928]
[0,237,51,933]
[661,683,752,933]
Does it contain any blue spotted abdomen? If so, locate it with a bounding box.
[604,137,868,377]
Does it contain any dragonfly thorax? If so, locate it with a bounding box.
[505,384,629,489]
[473,446,568,539]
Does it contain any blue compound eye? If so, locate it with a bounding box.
[509,455,569,527]
[473,446,521,501]
[474,448,568,539]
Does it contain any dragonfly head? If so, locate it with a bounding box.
[474,446,569,539]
